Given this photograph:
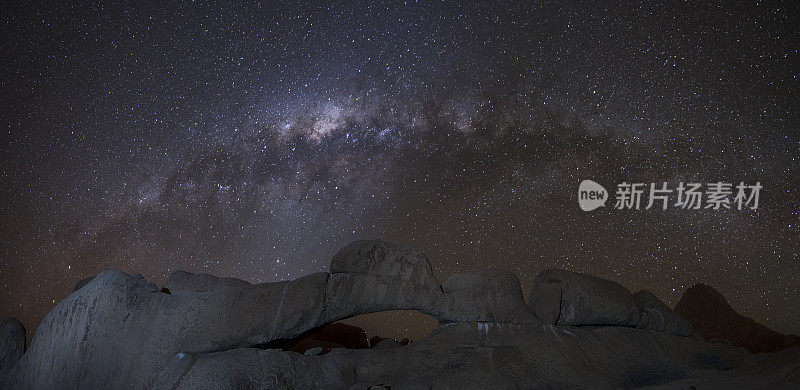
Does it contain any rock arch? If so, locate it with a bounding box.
[8,239,700,389]
[8,240,536,388]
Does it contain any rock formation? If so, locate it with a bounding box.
[675,283,800,353]
[633,289,693,336]
[0,318,25,385]
[372,338,400,349]
[529,268,640,326]
[2,240,799,389]
[528,269,694,338]
[369,335,386,348]
[439,270,536,323]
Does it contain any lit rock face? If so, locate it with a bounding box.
[7,240,536,388]
[323,240,446,320]
[11,272,162,389]
[5,240,799,389]
[9,270,335,389]
[322,240,537,325]
[528,268,640,326]
[439,270,536,323]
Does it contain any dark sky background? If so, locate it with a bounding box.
[1,1,798,341]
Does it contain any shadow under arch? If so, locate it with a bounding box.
[260,310,439,354]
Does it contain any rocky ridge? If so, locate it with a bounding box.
[1,240,798,389]
[675,283,800,353]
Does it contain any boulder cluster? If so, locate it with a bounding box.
[1,240,798,389]
[529,268,692,335]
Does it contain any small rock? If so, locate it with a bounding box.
[369,336,386,348]
[374,338,400,349]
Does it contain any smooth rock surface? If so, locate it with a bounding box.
[9,271,162,389]
[163,270,251,293]
[8,270,333,389]
[325,240,445,319]
[439,270,536,323]
[529,269,639,326]
[6,240,445,388]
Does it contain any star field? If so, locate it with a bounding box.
[1,1,798,340]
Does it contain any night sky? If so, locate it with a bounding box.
[1,1,798,341]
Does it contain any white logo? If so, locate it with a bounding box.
[578,180,762,211]
[578,180,608,211]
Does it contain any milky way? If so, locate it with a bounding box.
[1,1,798,340]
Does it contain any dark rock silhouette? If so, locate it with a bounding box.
[675,283,800,353]
[368,335,406,349]
[72,276,95,292]
[372,338,400,349]
[0,318,25,384]
[287,323,369,354]
[3,240,799,389]
[369,335,386,348]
